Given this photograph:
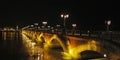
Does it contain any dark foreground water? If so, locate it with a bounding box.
[0,31,63,60]
[0,31,30,60]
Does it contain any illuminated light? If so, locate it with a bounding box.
[61,52,73,59]
[21,30,100,59]
[107,20,111,25]
[61,14,64,18]
[37,56,40,60]
[56,25,60,27]
[66,14,69,18]
[42,21,47,25]
[48,34,67,52]
[64,15,67,18]
[31,42,36,47]
[72,24,77,27]
[104,54,107,57]
[34,23,39,26]
[91,40,96,44]
[69,49,73,55]
[68,45,90,58]
[61,14,69,18]
[88,40,98,51]
[48,26,50,28]
[10,32,13,40]
[3,32,7,40]
[67,40,99,59]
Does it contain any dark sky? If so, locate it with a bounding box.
[0,0,120,31]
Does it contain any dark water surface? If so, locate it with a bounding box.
[0,31,29,60]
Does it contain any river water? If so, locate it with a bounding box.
[0,31,30,60]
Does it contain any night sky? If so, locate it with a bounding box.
[0,0,120,31]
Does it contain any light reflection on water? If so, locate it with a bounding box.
[2,31,19,40]
[0,31,27,60]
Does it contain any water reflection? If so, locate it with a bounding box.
[0,31,27,60]
[2,31,7,40]
[2,31,19,40]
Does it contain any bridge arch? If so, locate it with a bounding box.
[40,36,45,43]
[36,32,46,44]
[48,34,68,52]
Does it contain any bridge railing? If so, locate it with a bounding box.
[23,29,120,44]
[59,30,120,44]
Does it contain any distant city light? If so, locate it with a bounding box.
[107,20,111,25]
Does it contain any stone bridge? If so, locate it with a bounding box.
[21,30,101,59]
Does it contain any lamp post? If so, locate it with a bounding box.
[56,24,61,33]
[48,26,50,29]
[42,22,47,26]
[56,24,60,28]
[105,20,111,31]
[34,23,39,30]
[61,14,69,35]
[72,24,77,35]
[48,26,50,32]
[30,25,34,30]
[42,21,47,31]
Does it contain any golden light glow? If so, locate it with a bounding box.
[67,40,99,59]
[47,34,67,52]
[21,30,100,59]
[2,32,7,40]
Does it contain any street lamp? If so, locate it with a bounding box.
[56,25,60,30]
[48,26,50,29]
[42,22,47,25]
[56,25,61,33]
[38,27,40,30]
[41,26,44,29]
[56,24,60,28]
[105,20,111,31]
[30,25,34,29]
[31,25,34,27]
[72,24,76,28]
[61,14,69,35]
[34,23,38,26]
[42,22,47,27]
[72,24,77,35]
[34,23,39,29]
[42,21,47,31]
[48,26,51,32]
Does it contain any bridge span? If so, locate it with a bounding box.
[21,30,106,59]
